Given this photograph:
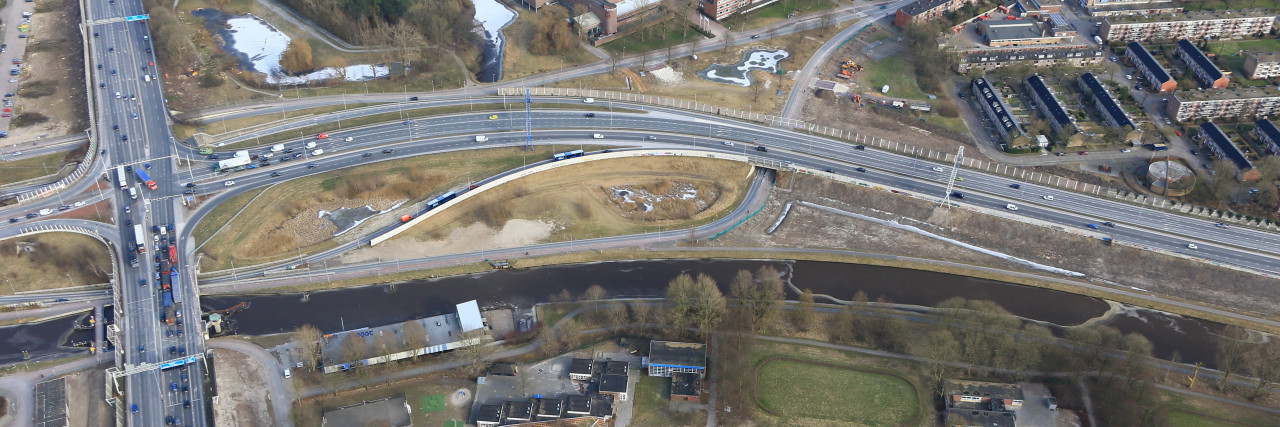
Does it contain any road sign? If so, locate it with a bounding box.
[124,14,149,22]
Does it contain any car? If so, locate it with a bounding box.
[1009,183,1020,189]
[1176,131,1183,137]
[855,167,867,172]
[1043,195,1054,200]
[111,69,116,75]
[958,92,966,99]
[1187,243,1198,249]
[149,61,153,66]
[170,381,178,391]
[9,151,17,156]
[646,136,656,140]
[25,213,38,218]
[146,48,151,53]
[121,135,128,141]
[167,330,173,338]
[308,163,318,168]
[409,96,419,101]
[1125,74,1132,80]
[955,176,964,181]
[931,166,944,172]
[1078,151,1089,155]
[402,120,412,125]
[951,191,964,199]
[59,205,70,211]
[7,218,16,223]
[362,153,372,157]
[131,404,137,413]
[223,180,235,186]
[132,113,138,120]
[722,141,734,146]
[138,345,145,353]
[208,154,219,160]
[1087,223,1099,229]
[585,113,596,117]
[823,168,835,173]
[113,125,118,131]
[1,113,9,118]
[0,132,7,138]
[344,137,353,142]
[124,206,130,214]
[488,115,498,120]
[1121,148,1131,153]
[755,145,767,152]
[1104,222,1116,227]
[270,172,282,177]
[181,372,188,382]
[125,165,133,172]
[751,34,760,39]
[183,400,191,408]
[183,182,196,188]
[583,98,595,103]
[1190,149,1198,155]
[18,34,26,39]
[1006,204,1018,211]
[124,218,131,225]
[382,149,394,154]
[1215,223,1228,228]
[2,93,10,98]
[854,145,866,150]
[182,189,195,195]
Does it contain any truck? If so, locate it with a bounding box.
[128,187,138,200]
[305,141,317,149]
[116,166,129,189]
[134,169,157,190]
[160,265,171,289]
[234,150,250,158]
[168,245,177,263]
[171,284,182,304]
[270,144,285,152]
[133,224,147,253]
[215,156,252,171]
[162,291,173,308]
[1149,143,1169,151]
[475,135,489,142]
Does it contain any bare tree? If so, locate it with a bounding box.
[914,329,961,399]
[454,329,494,377]
[1216,325,1252,391]
[385,21,427,76]
[630,299,652,333]
[1245,339,1280,399]
[793,289,815,332]
[292,324,322,370]
[341,333,368,364]
[721,30,733,52]
[609,52,622,74]
[605,302,630,331]
[582,284,607,302]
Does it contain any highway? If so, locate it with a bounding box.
[83,0,209,424]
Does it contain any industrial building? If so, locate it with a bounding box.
[894,0,980,28]
[1177,39,1230,88]
[1012,0,1062,20]
[1126,42,1177,92]
[954,45,1105,72]
[1253,119,1280,155]
[1025,75,1073,134]
[1079,72,1135,128]
[971,77,1028,144]
[977,19,1073,47]
[1166,86,1280,122]
[647,341,708,378]
[1099,9,1276,42]
[319,300,488,374]
[1242,51,1280,80]
[1200,122,1261,182]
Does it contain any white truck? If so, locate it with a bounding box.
[270,144,285,152]
[475,135,488,142]
[234,150,249,158]
[305,141,317,149]
[592,134,604,139]
[38,208,53,216]
[311,149,324,156]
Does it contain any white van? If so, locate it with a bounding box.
[270,144,285,152]
[283,368,291,379]
[262,152,272,159]
[38,208,54,216]
[128,188,137,200]
[583,98,595,104]
[305,141,317,149]
[144,75,151,82]
[592,134,604,139]
[475,135,489,142]
[159,225,167,235]
[311,149,324,156]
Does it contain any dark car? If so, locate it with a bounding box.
[958,92,966,99]
[58,205,71,211]
[1104,222,1116,227]
[25,213,38,218]
[182,190,195,195]
[382,149,394,154]
[823,169,835,173]
[270,172,282,177]
[125,165,132,172]
[854,145,865,150]
[951,191,964,199]
[185,183,196,188]
[756,146,767,152]
[169,346,177,355]
[409,96,419,101]
[208,154,219,160]
[585,113,595,117]
[121,135,128,141]
[362,153,372,157]
[112,125,118,131]
[307,163,318,168]
[1010,183,1021,189]
[8,218,17,223]
[855,167,867,172]
[124,218,131,226]
[284,148,295,153]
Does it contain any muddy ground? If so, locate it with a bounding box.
[64,368,112,427]
[12,0,88,141]
[714,173,1280,317]
[211,348,274,426]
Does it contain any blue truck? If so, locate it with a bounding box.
[134,169,157,190]
[162,291,173,308]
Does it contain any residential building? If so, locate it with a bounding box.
[589,394,615,418]
[565,395,592,417]
[1084,1,1182,17]
[946,408,1017,427]
[1014,0,1062,20]
[1099,9,1276,43]
[946,380,1025,408]
[1165,86,1280,121]
[569,358,595,381]
[1080,72,1135,128]
[700,0,777,21]
[648,341,708,378]
[535,397,564,419]
[1127,42,1177,92]
[955,45,1104,72]
[1044,13,1075,38]
[1200,122,1261,181]
[971,77,1028,144]
[670,372,702,402]
[894,0,979,28]
[503,401,535,423]
[1242,51,1280,80]
[978,19,1072,47]
[1253,119,1280,155]
[598,374,630,402]
[1025,75,1073,134]
[570,0,665,42]
[476,404,504,427]
[1078,0,1150,6]
[1177,39,1230,88]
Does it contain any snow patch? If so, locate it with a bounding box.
[224,14,392,84]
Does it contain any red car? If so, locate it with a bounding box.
[148,61,154,66]
[2,108,10,112]
[1175,131,1183,136]
[1078,151,1089,155]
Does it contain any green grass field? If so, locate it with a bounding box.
[755,360,919,424]
[0,150,70,186]
[604,19,708,54]
[631,376,706,427]
[1165,410,1252,427]
[422,394,446,413]
[1202,39,1280,87]
[864,55,930,101]
[721,0,840,31]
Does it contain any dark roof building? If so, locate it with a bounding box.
[670,372,703,402]
[1080,73,1134,128]
[955,45,1105,72]
[503,400,534,423]
[599,374,629,395]
[648,341,708,378]
[945,380,1025,408]
[1252,119,1280,155]
[1199,122,1260,182]
[894,0,980,28]
[476,404,504,427]
[535,397,564,419]
[1177,39,1230,89]
[569,358,595,381]
[565,394,591,416]
[602,360,628,376]
[1025,75,1073,134]
[1126,42,1176,93]
[977,20,1071,47]
[971,77,1027,144]
[946,408,1018,427]
[590,393,615,418]
[490,362,519,376]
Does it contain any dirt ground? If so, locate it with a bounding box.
[714,174,1280,317]
[296,374,474,427]
[0,232,112,295]
[11,0,88,141]
[341,157,750,265]
[64,368,112,427]
[211,348,274,427]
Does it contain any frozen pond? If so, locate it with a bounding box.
[473,0,517,82]
[698,49,791,86]
[192,9,390,85]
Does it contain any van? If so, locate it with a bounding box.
[475,135,488,142]
[144,75,151,82]
[38,208,53,216]
[583,98,595,104]
[159,225,167,235]
[129,188,138,199]
[305,141,317,149]
[270,144,285,152]
[283,369,291,379]
[311,149,324,156]
[592,134,604,139]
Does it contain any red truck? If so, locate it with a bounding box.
[168,246,177,264]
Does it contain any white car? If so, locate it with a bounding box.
[722,141,734,146]
[1120,148,1131,153]
[344,137,353,142]
[931,166,944,172]
[1042,195,1054,200]
[223,181,235,186]
[1186,243,1198,249]
[583,98,595,104]
[1006,204,1019,211]
[1125,74,1132,80]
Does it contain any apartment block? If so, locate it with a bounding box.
[1084,0,1182,17]
[701,0,779,21]
[1080,72,1135,128]
[955,45,1104,72]
[1252,119,1280,155]
[895,0,979,27]
[1126,42,1177,92]
[1099,9,1276,43]
[1166,86,1280,122]
[1242,51,1280,80]
[978,19,1073,47]
[1025,75,1073,134]
[1176,39,1230,88]
[1200,122,1260,182]
[972,77,1027,144]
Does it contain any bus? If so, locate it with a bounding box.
[133,224,146,253]
[115,166,128,189]
[426,191,457,210]
[552,150,585,161]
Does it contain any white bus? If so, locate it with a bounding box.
[116,166,128,189]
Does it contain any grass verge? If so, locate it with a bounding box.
[173,104,355,141]
[863,54,930,101]
[0,233,111,294]
[501,7,600,81]
[293,373,474,427]
[0,150,72,186]
[755,358,919,424]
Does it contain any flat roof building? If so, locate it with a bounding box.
[589,393,615,418]
[978,19,1072,47]
[955,45,1105,72]
[1242,51,1280,80]
[1025,75,1073,134]
[670,372,703,402]
[1177,39,1230,88]
[565,395,591,416]
[535,397,564,419]
[971,77,1028,144]
[569,358,595,381]
[648,341,708,378]
[1127,42,1177,92]
[1084,1,1182,17]
[1080,72,1135,128]
[1200,122,1260,182]
[1165,86,1280,122]
[700,0,780,21]
[946,380,1025,408]
[598,374,630,402]
[946,408,1018,427]
[894,0,979,28]
[1100,9,1276,43]
[1253,119,1280,155]
[503,400,534,423]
